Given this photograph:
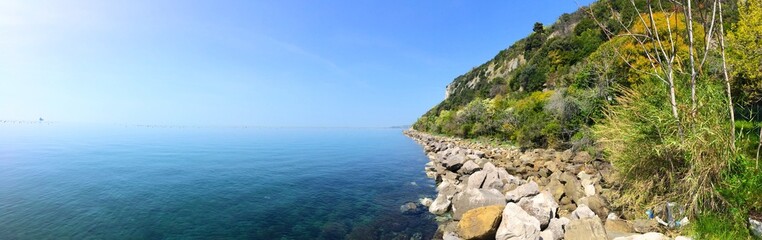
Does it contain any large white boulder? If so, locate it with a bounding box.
[495,203,541,240]
[570,204,597,220]
[505,181,539,202]
[451,188,507,220]
[517,191,558,228]
[429,194,451,215]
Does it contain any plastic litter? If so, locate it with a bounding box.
[646,202,689,228]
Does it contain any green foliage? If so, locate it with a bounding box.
[692,153,759,240]
[533,22,544,33]
[513,62,548,92]
[595,77,736,217]
[728,0,762,105]
[692,212,752,239]
[512,91,555,147]
[413,0,758,237]
[524,32,546,56]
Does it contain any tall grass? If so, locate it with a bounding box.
[595,77,735,218]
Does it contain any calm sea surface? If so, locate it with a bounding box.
[0,124,436,239]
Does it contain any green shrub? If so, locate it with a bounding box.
[692,211,751,239]
[595,78,735,217]
[512,91,557,148]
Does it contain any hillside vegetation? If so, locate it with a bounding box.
[413,0,761,238]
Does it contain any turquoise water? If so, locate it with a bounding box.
[0,124,436,239]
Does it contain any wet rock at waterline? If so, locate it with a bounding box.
[429,194,452,215]
[457,205,504,240]
[400,201,425,215]
[452,188,506,220]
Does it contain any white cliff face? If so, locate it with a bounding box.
[445,83,455,100]
[442,54,525,101]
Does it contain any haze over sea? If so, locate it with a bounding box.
[0,124,436,239]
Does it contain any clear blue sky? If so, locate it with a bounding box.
[0,0,594,127]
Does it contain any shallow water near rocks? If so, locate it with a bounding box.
[0,124,436,239]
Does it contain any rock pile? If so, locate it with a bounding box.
[404,130,689,240]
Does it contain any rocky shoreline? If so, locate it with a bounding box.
[404,129,690,240]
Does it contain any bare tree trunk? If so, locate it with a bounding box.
[647,1,684,138]
[700,0,718,69]
[667,66,682,137]
[685,0,698,119]
[717,0,737,151]
[757,126,761,169]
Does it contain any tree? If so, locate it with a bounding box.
[533,22,545,33]
[727,0,762,105]
[727,0,762,166]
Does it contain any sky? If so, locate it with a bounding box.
[0,0,595,127]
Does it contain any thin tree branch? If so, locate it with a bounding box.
[717,0,737,151]
[699,0,718,69]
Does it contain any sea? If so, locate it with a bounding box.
[0,124,437,239]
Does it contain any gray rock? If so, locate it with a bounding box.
[539,230,555,240]
[570,204,597,220]
[546,217,570,240]
[519,152,537,164]
[443,231,463,240]
[560,149,574,162]
[434,164,447,176]
[496,167,520,185]
[425,170,438,179]
[544,161,561,174]
[482,162,497,172]
[564,217,607,240]
[571,151,592,163]
[443,153,467,172]
[439,221,459,236]
[400,201,423,215]
[451,188,507,220]
[505,181,540,202]
[466,165,504,190]
[577,171,595,182]
[472,150,486,158]
[576,196,608,220]
[437,180,458,198]
[583,183,596,197]
[419,197,433,207]
[611,232,669,240]
[559,171,576,184]
[467,170,488,189]
[563,177,585,203]
[545,178,565,202]
[517,191,558,229]
[605,219,635,238]
[502,182,519,193]
[751,217,762,239]
[458,160,481,175]
[481,172,504,190]
[443,171,459,182]
[632,219,659,233]
[429,194,451,215]
[425,161,435,171]
[495,203,541,240]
